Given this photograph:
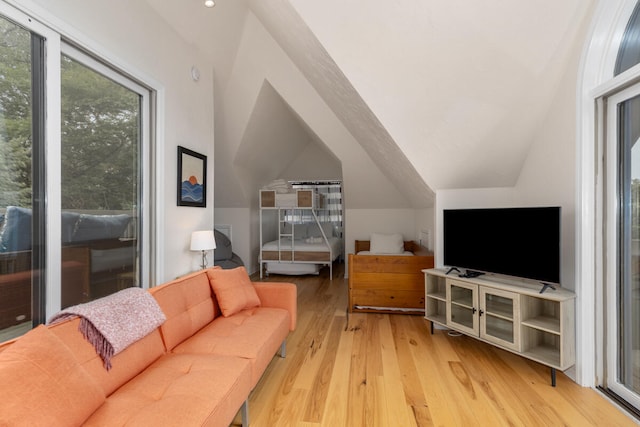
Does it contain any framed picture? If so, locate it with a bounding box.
[177,146,207,207]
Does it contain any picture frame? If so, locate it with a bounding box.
[177,146,207,207]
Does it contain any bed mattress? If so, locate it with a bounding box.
[262,237,341,256]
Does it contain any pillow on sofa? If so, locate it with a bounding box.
[207,266,261,317]
[0,325,105,426]
[370,233,404,254]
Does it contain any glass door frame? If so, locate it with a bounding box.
[0,2,62,323]
[0,2,155,329]
[60,43,152,299]
[604,81,640,409]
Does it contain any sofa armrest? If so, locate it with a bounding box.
[252,282,297,331]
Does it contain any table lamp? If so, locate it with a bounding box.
[190,230,216,269]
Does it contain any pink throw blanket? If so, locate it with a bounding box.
[49,287,166,370]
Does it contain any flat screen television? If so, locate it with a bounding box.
[443,206,561,285]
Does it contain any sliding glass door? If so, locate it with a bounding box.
[604,82,640,409]
[0,12,46,340]
[0,4,153,342]
[60,48,142,306]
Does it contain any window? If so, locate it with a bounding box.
[0,6,154,341]
[600,2,640,410]
[0,13,44,340]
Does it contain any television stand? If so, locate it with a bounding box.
[423,268,575,387]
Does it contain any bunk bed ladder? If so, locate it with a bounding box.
[277,208,296,263]
[311,209,333,280]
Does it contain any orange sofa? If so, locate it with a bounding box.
[0,267,297,427]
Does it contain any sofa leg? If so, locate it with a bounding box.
[280,340,286,358]
[241,399,249,427]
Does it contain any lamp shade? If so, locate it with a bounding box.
[190,230,216,251]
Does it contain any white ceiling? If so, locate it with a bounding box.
[145,0,595,208]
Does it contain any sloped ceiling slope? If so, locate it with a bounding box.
[249,0,435,208]
[252,0,592,192]
[234,81,343,184]
[145,0,592,209]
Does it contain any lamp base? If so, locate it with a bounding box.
[200,250,208,270]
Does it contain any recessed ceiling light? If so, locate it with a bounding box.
[204,0,215,7]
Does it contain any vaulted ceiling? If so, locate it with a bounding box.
[145,0,594,209]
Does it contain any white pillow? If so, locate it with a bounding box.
[370,233,404,254]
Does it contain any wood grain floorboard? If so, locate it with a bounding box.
[231,263,638,426]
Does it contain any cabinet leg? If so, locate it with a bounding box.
[551,368,556,387]
[430,321,434,335]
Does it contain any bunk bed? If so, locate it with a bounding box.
[259,189,341,280]
[348,237,434,314]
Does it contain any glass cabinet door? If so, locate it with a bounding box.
[480,288,520,351]
[446,280,478,335]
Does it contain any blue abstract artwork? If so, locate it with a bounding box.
[177,146,207,207]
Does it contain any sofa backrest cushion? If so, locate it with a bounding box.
[150,269,217,351]
[207,266,261,317]
[72,213,131,242]
[0,325,105,426]
[61,211,81,244]
[0,206,31,252]
[49,317,166,397]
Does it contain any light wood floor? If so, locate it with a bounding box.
[236,263,638,426]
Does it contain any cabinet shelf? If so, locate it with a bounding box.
[522,345,561,368]
[428,291,446,301]
[451,298,473,309]
[426,313,446,325]
[484,315,514,343]
[485,299,514,320]
[521,316,560,335]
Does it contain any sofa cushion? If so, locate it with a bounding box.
[173,307,290,388]
[0,325,105,426]
[150,269,217,351]
[49,317,167,397]
[83,353,252,427]
[207,267,261,317]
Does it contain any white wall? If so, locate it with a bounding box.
[345,208,422,256]
[280,142,342,181]
[415,208,435,251]
[21,0,216,282]
[221,12,412,210]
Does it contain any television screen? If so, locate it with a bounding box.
[443,207,561,284]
